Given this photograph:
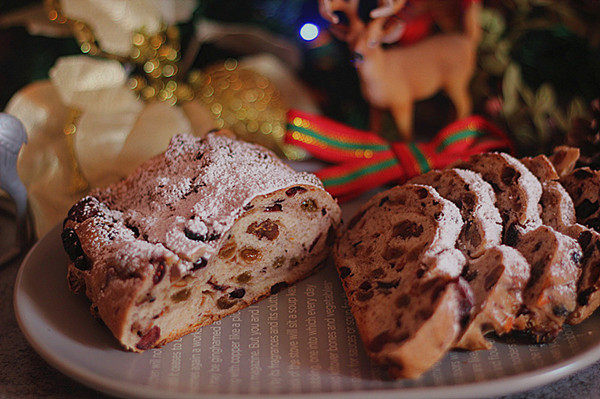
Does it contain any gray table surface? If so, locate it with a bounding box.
[1,212,600,399]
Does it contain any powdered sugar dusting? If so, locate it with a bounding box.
[91,132,322,263]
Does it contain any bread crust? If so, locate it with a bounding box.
[62,132,341,351]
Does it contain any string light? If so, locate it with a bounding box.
[300,23,319,41]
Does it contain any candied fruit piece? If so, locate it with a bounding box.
[240,248,262,262]
[236,271,252,283]
[246,219,279,240]
[171,288,192,303]
[218,241,237,259]
[217,296,236,309]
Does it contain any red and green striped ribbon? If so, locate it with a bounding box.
[285,110,514,200]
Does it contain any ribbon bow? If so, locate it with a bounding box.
[285,110,514,201]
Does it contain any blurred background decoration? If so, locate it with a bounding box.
[0,0,599,236]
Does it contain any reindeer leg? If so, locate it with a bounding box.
[446,82,472,120]
[391,102,413,142]
[369,106,383,133]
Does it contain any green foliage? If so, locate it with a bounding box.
[475,0,600,155]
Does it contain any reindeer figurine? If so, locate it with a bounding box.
[319,0,481,141]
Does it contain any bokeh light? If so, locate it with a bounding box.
[300,23,319,41]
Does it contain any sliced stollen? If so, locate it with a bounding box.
[454,152,542,246]
[62,132,341,352]
[550,146,580,178]
[513,226,582,342]
[564,224,600,324]
[538,181,576,233]
[410,169,502,257]
[340,184,465,276]
[523,154,600,326]
[561,168,600,231]
[456,245,530,350]
[335,184,472,378]
[521,154,560,182]
[521,154,576,232]
[385,278,473,379]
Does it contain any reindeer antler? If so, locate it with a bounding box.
[370,0,406,19]
[318,0,360,24]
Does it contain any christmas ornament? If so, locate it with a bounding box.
[319,0,481,141]
[285,109,513,201]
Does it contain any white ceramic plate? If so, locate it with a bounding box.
[14,222,600,399]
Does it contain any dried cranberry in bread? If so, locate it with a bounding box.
[456,246,530,350]
[564,224,600,324]
[561,168,600,231]
[62,132,341,352]
[454,153,542,246]
[550,146,580,178]
[410,168,502,257]
[335,184,472,378]
[513,226,582,342]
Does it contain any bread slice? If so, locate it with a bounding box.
[550,146,580,178]
[339,185,465,275]
[521,154,576,233]
[410,169,502,257]
[63,132,341,351]
[454,153,542,246]
[521,154,560,182]
[335,184,472,378]
[456,245,530,350]
[384,278,473,379]
[561,168,600,231]
[564,224,600,324]
[513,226,582,341]
[522,154,600,326]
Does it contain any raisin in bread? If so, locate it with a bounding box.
[456,245,530,350]
[561,168,600,231]
[410,169,502,257]
[513,226,582,341]
[334,185,473,378]
[564,224,600,324]
[550,146,580,178]
[454,153,542,246]
[62,132,341,352]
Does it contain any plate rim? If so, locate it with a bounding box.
[13,225,600,399]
